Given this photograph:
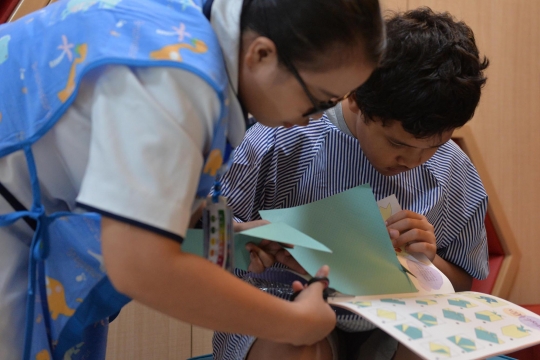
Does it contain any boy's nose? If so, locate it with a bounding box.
[397,154,422,169]
[309,112,325,120]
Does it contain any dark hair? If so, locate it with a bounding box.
[354,7,489,138]
[240,0,385,70]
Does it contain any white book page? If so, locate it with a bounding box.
[331,291,540,360]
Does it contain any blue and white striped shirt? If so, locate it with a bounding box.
[213,114,489,359]
[221,115,489,280]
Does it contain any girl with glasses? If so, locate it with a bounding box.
[0,0,384,358]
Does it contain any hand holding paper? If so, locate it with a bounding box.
[233,219,305,273]
[386,210,438,262]
[233,219,270,233]
[246,240,307,275]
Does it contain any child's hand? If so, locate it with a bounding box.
[233,220,308,274]
[233,219,270,232]
[386,210,437,261]
[289,265,336,346]
[246,240,308,275]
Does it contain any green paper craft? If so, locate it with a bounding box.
[181,223,332,272]
[181,229,205,256]
[237,222,332,253]
[259,184,416,296]
[180,229,254,271]
[234,222,332,272]
[182,184,416,296]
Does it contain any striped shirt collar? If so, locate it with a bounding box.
[325,103,355,138]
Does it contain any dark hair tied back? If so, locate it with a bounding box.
[240,0,385,70]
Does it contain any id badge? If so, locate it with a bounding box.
[203,194,234,272]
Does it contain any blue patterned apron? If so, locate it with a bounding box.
[0,0,233,358]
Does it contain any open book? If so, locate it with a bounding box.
[182,184,540,359]
[328,241,540,360]
[330,288,540,360]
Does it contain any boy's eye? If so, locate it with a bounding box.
[388,140,404,148]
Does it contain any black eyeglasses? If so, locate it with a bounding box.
[282,58,352,118]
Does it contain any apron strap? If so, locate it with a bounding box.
[203,0,214,20]
[0,182,37,230]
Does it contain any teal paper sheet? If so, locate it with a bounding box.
[180,229,254,272]
[181,229,205,257]
[237,222,332,253]
[259,184,416,296]
[181,184,416,296]
[181,223,331,272]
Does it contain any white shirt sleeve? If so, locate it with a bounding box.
[76,65,221,239]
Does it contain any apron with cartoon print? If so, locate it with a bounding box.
[0,0,232,358]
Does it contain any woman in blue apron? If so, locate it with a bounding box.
[0,0,384,358]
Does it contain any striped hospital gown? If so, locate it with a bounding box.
[213,115,489,360]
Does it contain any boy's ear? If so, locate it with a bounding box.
[346,94,361,114]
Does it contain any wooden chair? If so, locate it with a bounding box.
[452,125,521,298]
[452,126,540,359]
[0,0,20,23]
[2,0,50,23]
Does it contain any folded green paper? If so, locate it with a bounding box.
[259,184,416,296]
[182,184,416,296]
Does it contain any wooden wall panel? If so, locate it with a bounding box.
[192,326,214,357]
[408,0,540,304]
[380,0,408,14]
[106,301,192,359]
[8,0,49,21]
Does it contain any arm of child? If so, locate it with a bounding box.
[386,210,473,292]
[101,216,335,346]
[432,255,473,292]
